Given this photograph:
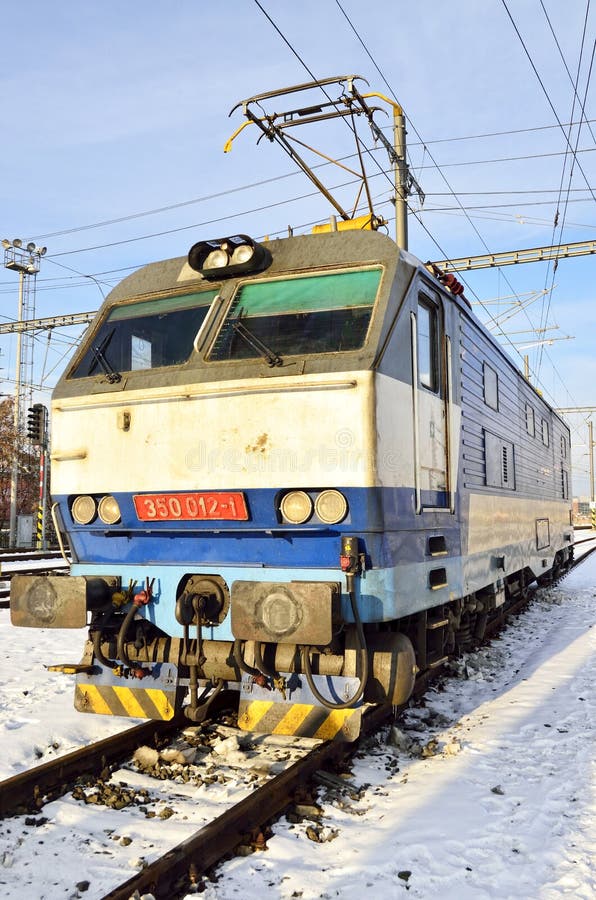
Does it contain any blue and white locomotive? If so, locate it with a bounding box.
[12,227,573,740]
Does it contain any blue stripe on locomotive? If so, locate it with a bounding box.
[61,483,464,637]
[56,485,453,569]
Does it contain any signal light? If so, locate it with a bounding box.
[26,404,47,446]
[187,234,271,280]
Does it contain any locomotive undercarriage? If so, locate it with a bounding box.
[13,547,571,740]
[93,557,569,730]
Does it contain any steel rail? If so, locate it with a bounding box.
[100,702,393,900]
[0,549,64,563]
[0,716,186,818]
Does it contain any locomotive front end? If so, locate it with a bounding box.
[11,230,417,741]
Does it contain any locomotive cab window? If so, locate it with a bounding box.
[207,268,380,362]
[69,289,219,379]
[416,298,439,392]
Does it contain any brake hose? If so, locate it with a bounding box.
[92,628,117,669]
[233,639,261,677]
[301,573,368,710]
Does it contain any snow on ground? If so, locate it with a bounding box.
[0,617,135,780]
[199,552,596,900]
[0,545,594,899]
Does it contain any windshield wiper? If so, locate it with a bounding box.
[231,319,283,367]
[88,329,122,383]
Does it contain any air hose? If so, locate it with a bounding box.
[301,573,369,710]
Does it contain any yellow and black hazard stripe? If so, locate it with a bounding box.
[36,505,43,549]
[237,699,362,742]
[74,683,176,720]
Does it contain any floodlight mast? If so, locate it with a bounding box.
[2,239,46,547]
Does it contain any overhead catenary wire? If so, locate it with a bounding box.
[20,120,596,248]
[246,0,567,412]
[14,4,576,414]
[539,0,596,146]
[336,0,590,418]
[537,11,595,376]
[536,0,592,362]
[331,0,561,387]
[500,0,596,205]
[36,142,596,260]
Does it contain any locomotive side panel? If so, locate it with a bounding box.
[371,271,466,618]
[458,309,572,591]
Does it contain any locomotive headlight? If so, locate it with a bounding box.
[188,234,271,280]
[315,489,348,524]
[203,247,229,270]
[71,495,96,525]
[230,242,254,265]
[98,495,121,525]
[280,490,313,524]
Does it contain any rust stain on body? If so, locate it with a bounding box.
[246,433,269,454]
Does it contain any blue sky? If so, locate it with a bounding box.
[1,0,596,491]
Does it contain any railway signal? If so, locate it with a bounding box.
[26,403,47,446]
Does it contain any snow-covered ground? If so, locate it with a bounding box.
[0,546,594,899]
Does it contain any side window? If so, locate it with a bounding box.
[417,298,439,392]
[525,403,535,437]
[483,363,498,411]
[485,430,515,490]
[542,419,550,447]
[560,434,567,458]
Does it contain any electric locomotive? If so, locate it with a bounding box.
[11,226,573,740]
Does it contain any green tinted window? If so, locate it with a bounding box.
[209,268,380,362]
[107,292,214,321]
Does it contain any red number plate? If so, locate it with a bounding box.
[133,492,248,521]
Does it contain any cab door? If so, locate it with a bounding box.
[411,288,450,511]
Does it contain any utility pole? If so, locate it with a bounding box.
[2,238,47,547]
[393,105,409,251]
[589,420,595,510]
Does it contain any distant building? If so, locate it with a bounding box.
[573,497,592,525]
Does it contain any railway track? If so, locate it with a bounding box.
[0,550,64,563]
[0,551,68,606]
[0,538,593,899]
[0,696,388,900]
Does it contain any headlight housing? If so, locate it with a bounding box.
[98,495,121,525]
[71,495,96,525]
[314,489,348,524]
[188,234,271,279]
[279,490,313,524]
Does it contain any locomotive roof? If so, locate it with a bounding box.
[104,230,405,306]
